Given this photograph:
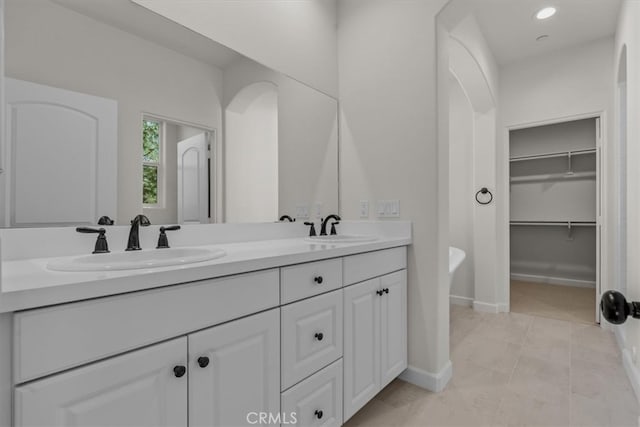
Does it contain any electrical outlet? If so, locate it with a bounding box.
[295,205,309,219]
[360,200,369,218]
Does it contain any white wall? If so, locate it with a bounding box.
[132,0,338,98]
[226,89,279,223]
[223,57,339,222]
[449,76,475,300]
[499,37,615,308]
[338,0,451,389]
[3,0,223,225]
[500,38,615,127]
[613,0,640,401]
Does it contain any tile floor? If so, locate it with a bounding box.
[511,280,596,325]
[344,305,639,426]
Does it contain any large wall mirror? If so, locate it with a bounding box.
[0,0,339,227]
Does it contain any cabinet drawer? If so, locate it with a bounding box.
[14,269,279,383]
[281,289,343,390]
[281,359,343,427]
[343,247,407,286]
[281,258,342,304]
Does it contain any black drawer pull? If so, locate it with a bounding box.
[173,365,186,378]
[314,276,324,284]
[315,332,324,341]
[197,356,210,368]
[315,410,323,419]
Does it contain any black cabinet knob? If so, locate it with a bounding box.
[315,410,323,419]
[197,356,210,368]
[376,290,384,296]
[314,276,324,284]
[173,365,186,378]
[384,288,389,294]
[315,332,324,341]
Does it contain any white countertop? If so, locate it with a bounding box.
[0,228,411,313]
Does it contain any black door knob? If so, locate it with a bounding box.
[314,276,324,284]
[315,332,324,341]
[315,410,323,419]
[173,365,186,378]
[601,290,640,324]
[197,356,210,368]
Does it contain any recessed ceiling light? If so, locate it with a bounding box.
[536,7,556,20]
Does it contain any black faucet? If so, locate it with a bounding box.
[319,214,341,236]
[126,214,151,251]
[279,215,295,222]
[157,225,181,249]
[76,227,110,254]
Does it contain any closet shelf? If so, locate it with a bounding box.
[509,148,596,162]
[510,221,596,227]
[510,171,596,183]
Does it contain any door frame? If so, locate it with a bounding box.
[500,110,606,324]
[140,112,217,223]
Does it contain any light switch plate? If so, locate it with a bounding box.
[376,200,400,218]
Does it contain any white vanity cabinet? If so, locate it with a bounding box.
[15,309,280,427]
[8,245,409,427]
[343,269,407,421]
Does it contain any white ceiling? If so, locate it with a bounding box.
[52,0,242,69]
[470,0,622,65]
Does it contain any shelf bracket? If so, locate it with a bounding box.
[566,152,574,176]
[567,221,574,241]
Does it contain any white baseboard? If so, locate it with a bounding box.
[614,325,640,405]
[399,361,452,393]
[473,300,500,313]
[510,273,595,289]
[497,302,509,313]
[622,348,640,405]
[449,295,473,307]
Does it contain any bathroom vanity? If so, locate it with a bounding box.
[0,222,410,426]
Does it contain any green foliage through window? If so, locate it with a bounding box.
[143,165,158,204]
[143,120,160,162]
[142,119,160,204]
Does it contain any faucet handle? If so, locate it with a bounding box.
[76,227,110,254]
[97,216,114,225]
[304,222,317,237]
[330,222,340,236]
[157,225,181,249]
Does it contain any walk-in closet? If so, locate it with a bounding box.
[509,118,600,324]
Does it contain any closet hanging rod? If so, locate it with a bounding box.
[509,221,596,227]
[509,148,596,162]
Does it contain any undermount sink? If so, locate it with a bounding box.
[305,235,378,244]
[47,247,227,272]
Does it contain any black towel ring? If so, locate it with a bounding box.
[475,187,493,205]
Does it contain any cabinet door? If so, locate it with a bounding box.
[189,309,280,427]
[15,338,187,427]
[380,270,407,388]
[343,278,380,421]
